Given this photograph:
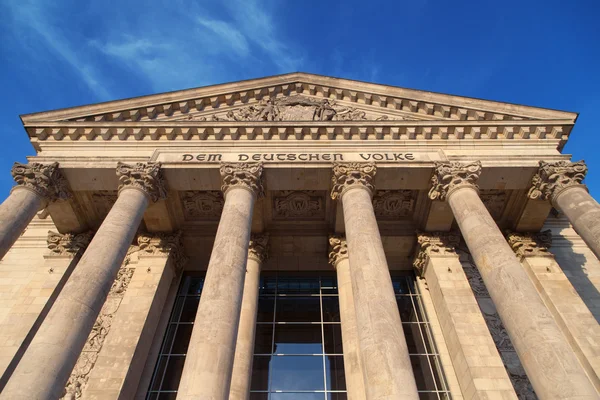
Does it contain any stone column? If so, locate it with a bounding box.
[229,234,268,400]
[81,232,187,400]
[528,160,600,260]
[177,163,263,400]
[414,232,517,400]
[328,235,367,400]
[507,231,600,391]
[0,162,166,400]
[331,163,419,400]
[0,162,71,260]
[429,161,597,399]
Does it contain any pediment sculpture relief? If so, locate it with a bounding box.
[188,95,409,122]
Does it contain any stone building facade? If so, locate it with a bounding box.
[0,73,599,399]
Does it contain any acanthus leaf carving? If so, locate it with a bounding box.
[47,231,93,256]
[220,162,264,196]
[248,234,269,263]
[506,230,553,258]
[413,232,460,276]
[373,190,416,219]
[428,161,482,201]
[328,235,348,267]
[182,191,224,221]
[11,162,72,201]
[137,231,188,271]
[273,191,324,220]
[330,162,376,200]
[528,160,587,202]
[116,162,167,203]
[189,95,411,122]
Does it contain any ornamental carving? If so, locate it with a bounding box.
[62,252,135,399]
[181,191,224,221]
[506,230,553,258]
[273,191,324,220]
[330,163,376,200]
[480,190,507,219]
[192,95,408,122]
[137,231,188,271]
[47,231,93,256]
[248,234,269,263]
[528,160,587,201]
[428,161,482,201]
[373,190,416,219]
[11,162,72,201]
[413,232,460,276]
[220,162,264,196]
[116,162,167,202]
[328,235,348,267]
[460,250,490,297]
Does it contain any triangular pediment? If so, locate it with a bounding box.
[21,72,577,124]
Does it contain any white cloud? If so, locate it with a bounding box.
[196,18,250,58]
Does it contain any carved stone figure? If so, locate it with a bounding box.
[528,160,587,201]
[373,190,416,219]
[11,161,72,201]
[428,161,482,201]
[47,231,93,256]
[328,235,348,267]
[220,162,264,196]
[412,232,460,276]
[248,234,269,263]
[330,162,376,200]
[116,162,167,202]
[506,230,553,258]
[273,191,324,219]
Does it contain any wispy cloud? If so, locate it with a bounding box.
[196,18,250,58]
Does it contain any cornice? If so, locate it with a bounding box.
[24,119,571,143]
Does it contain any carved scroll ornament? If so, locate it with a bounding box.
[248,234,269,263]
[330,163,376,200]
[506,230,553,258]
[413,232,460,276]
[528,160,587,202]
[220,162,264,196]
[47,231,93,256]
[428,161,482,201]
[328,235,348,267]
[11,162,72,201]
[116,162,167,202]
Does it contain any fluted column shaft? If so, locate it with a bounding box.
[229,234,268,400]
[177,163,263,400]
[529,160,600,259]
[0,162,71,260]
[0,162,166,400]
[430,161,597,399]
[329,236,367,400]
[331,163,419,400]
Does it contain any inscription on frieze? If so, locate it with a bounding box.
[273,191,325,220]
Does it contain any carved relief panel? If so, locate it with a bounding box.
[480,190,507,220]
[181,191,224,221]
[373,190,417,219]
[272,190,325,220]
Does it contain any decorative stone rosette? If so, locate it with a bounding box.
[116,162,167,203]
[506,230,553,258]
[428,161,482,201]
[413,231,460,276]
[248,233,269,263]
[220,162,264,197]
[137,231,188,271]
[47,231,93,256]
[11,162,72,201]
[328,235,348,268]
[330,162,376,200]
[528,160,587,202]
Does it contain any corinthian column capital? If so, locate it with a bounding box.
[137,231,188,271]
[528,160,587,202]
[506,230,553,258]
[11,162,72,201]
[47,230,93,256]
[328,235,348,268]
[413,231,460,276]
[330,162,376,200]
[248,233,269,263]
[116,162,167,202]
[220,162,264,197]
[428,161,482,201]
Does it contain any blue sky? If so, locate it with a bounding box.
[1,0,599,200]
